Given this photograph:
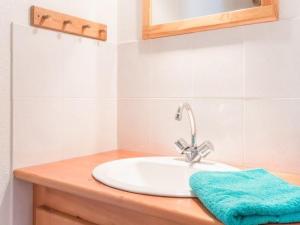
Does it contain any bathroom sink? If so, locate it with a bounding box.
[92,157,238,197]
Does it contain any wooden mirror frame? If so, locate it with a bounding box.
[142,0,278,39]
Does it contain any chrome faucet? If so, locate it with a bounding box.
[174,103,214,163]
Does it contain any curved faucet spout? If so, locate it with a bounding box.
[175,103,197,147]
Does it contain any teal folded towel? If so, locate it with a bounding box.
[190,169,300,225]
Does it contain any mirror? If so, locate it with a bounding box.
[152,0,261,25]
[143,0,278,39]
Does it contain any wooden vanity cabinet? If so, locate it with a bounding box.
[33,185,181,225]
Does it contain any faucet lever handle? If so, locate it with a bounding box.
[196,141,214,160]
[174,138,189,154]
[199,148,212,159]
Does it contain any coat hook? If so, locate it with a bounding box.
[98,29,105,36]
[82,25,91,32]
[63,20,72,25]
[98,29,107,40]
[41,15,50,20]
[82,25,91,29]
[39,14,50,25]
[62,20,72,29]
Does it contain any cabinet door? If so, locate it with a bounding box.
[36,207,97,225]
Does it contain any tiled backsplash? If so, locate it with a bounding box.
[13,25,117,169]
[118,0,300,174]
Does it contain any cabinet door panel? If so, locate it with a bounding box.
[36,207,97,225]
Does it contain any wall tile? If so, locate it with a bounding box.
[62,37,101,98]
[149,39,195,98]
[62,99,117,159]
[98,44,117,99]
[118,42,152,98]
[13,98,64,169]
[118,0,141,42]
[62,38,117,99]
[244,99,300,174]
[118,99,151,152]
[192,99,244,165]
[244,20,300,98]
[280,0,300,19]
[62,99,99,158]
[13,25,64,98]
[191,43,243,98]
[96,99,117,151]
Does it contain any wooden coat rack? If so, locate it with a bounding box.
[30,6,107,41]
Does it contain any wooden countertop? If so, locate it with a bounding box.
[14,150,300,225]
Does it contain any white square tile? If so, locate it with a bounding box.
[149,39,195,98]
[118,0,141,42]
[192,99,244,165]
[244,99,300,174]
[13,98,64,169]
[62,98,97,158]
[61,37,98,98]
[62,38,117,98]
[13,25,64,98]
[192,43,244,98]
[118,99,151,152]
[280,0,300,19]
[96,99,117,151]
[61,98,116,159]
[244,20,300,98]
[188,28,244,98]
[118,42,152,98]
[97,43,117,99]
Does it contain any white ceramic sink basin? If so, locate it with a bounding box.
[92,157,238,197]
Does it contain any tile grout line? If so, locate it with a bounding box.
[242,31,246,167]
[117,97,300,101]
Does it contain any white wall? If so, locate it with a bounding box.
[0,1,118,224]
[118,0,300,174]
[0,0,12,223]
